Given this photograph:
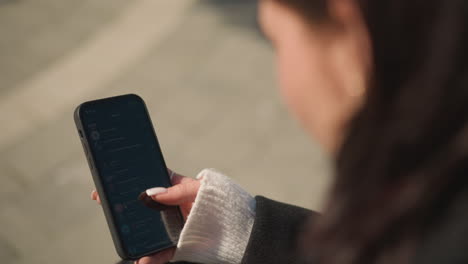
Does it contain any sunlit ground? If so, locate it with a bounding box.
[0,1,330,263]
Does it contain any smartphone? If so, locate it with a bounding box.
[74,94,184,260]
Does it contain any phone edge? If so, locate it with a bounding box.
[73,94,184,260]
[74,102,134,260]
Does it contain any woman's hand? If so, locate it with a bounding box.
[90,169,201,264]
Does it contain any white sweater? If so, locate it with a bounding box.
[171,169,256,264]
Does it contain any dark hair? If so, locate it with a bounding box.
[276,0,468,263]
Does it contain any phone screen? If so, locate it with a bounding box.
[77,95,181,258]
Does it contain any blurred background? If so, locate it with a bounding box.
[0,0,331,263]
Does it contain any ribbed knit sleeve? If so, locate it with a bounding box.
[171,169,256,264]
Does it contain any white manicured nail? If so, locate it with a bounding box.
[146,187,168,196]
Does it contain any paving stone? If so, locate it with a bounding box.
[16,216,116,264]
[0,0,131,94]
[0,161,25,202]
[0,236,19,263]
[3,113,83,184]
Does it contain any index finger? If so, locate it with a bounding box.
[149,180,200,205]
[167,168,194,185]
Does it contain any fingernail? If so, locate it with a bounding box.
[90,190,96,200]
[146,187,167,196]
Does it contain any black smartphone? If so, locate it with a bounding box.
[74,94,184,260]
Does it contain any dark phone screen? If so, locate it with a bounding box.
[79,95,181,258]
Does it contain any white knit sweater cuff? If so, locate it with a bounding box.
[171,168,256,264]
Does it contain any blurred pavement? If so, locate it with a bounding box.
[0,1,331,263]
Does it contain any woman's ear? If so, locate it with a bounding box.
[329,0,361,27]
[327,0,372,100]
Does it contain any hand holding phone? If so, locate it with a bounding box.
[91,169,201,263]
[91,169,200,220]
[75,94,186,260]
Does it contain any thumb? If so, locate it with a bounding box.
[146,180,200,205]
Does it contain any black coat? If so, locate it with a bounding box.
[133,192,468,264]
[241,196,317,264]
[241,194,468,264]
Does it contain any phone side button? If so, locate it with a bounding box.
[88,157,94,170]
[82,143,89,155]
